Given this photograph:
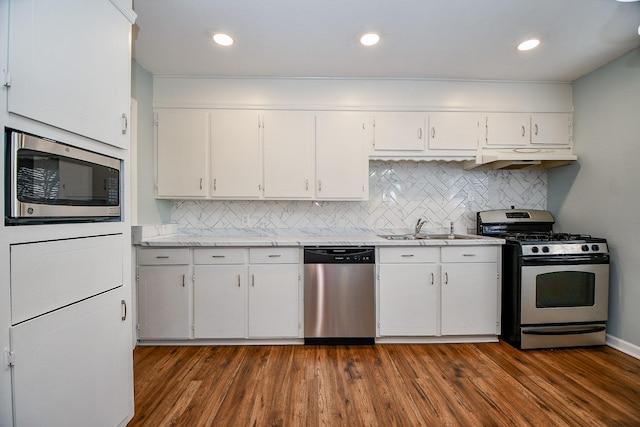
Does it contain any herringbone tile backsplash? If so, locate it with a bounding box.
[171,161,546,235]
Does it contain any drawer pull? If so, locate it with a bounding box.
[401,254,415,258]
[463,254,476,257]
[211,255,226,258]
[268,254,282,258]
[155,256,170,259]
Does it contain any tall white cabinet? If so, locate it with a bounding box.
[1,1,136,426]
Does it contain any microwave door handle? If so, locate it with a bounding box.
[522,326,606,336]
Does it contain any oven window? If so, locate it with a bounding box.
[536,271,596,308]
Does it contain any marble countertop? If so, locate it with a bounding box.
[132,225,505,247]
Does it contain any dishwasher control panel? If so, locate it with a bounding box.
[303,246,375,264]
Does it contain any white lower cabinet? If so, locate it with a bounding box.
[441,247,499,335]
[378,247,440,336]
[248,262,300,338]
[378,245,500,337]
[137,248,191,339]
[191,247,300,340]
[193,248,247,338]
[11,290,133,427]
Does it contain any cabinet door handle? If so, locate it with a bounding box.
[251,274,255,287]
[431,127,435,139]
[318,180,322,192]
[121,113,128,135]
[444,272,449,284]
[268,254,282,258]
[200,178,203,190]
[401,254,414,257]
[213,179,217,191]
[521,125,526,137]
[534,123,539,136]
[121,300,127,321]
[155,255,169,259]
[237,274,241,287]
[182,274,186,287]
[418,128,423,139]
[430,272,434,285]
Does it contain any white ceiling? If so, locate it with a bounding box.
[132,0,640,82]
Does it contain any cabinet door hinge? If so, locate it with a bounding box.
[192,323,196,331]
[4,349,15,367]
[1,68,11,87]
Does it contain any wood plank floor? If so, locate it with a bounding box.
[127,341,640,426]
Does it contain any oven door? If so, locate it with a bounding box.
[520,258,609,325]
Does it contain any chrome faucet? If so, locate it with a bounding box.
[414,218,427,236]
[449,221,455,237]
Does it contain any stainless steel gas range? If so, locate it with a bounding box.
[477,209,610,350]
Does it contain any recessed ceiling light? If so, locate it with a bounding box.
[517,38,540,51]
[360,33,380,46]
[213,33,234,47]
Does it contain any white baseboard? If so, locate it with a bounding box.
[606,334,640,360]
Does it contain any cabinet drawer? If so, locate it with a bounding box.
[250,247,300,264]
[194,248,247,265]
[138,248,190,265]
[379,247,439,263]
[441,246,498,263]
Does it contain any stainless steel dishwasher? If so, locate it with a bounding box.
[303,246,375,345]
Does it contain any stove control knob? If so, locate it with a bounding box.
[542,246,550,253]
[531,246,539,253]
[591,244,600,252]
[582,245,590,252]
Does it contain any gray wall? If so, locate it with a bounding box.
[548,48,640,350]
[131,60,171,224]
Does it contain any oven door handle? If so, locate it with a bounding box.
[522,325,606,336]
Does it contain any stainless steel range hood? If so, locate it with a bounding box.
[464,148,577,170]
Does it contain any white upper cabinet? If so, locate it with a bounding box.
[7,0,135,148]
[156,109,209,198]
[486,113,572,146]
[485,113,530,146]
[315,112,369,200]
[373,112,426,151]
[211,110,262,198]
[530,113,572,145]
[262,111,315,199]
[428,112,483,151]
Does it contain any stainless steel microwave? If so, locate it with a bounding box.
[5,129,121,225]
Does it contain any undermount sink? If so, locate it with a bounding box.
[378,234,477,240]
